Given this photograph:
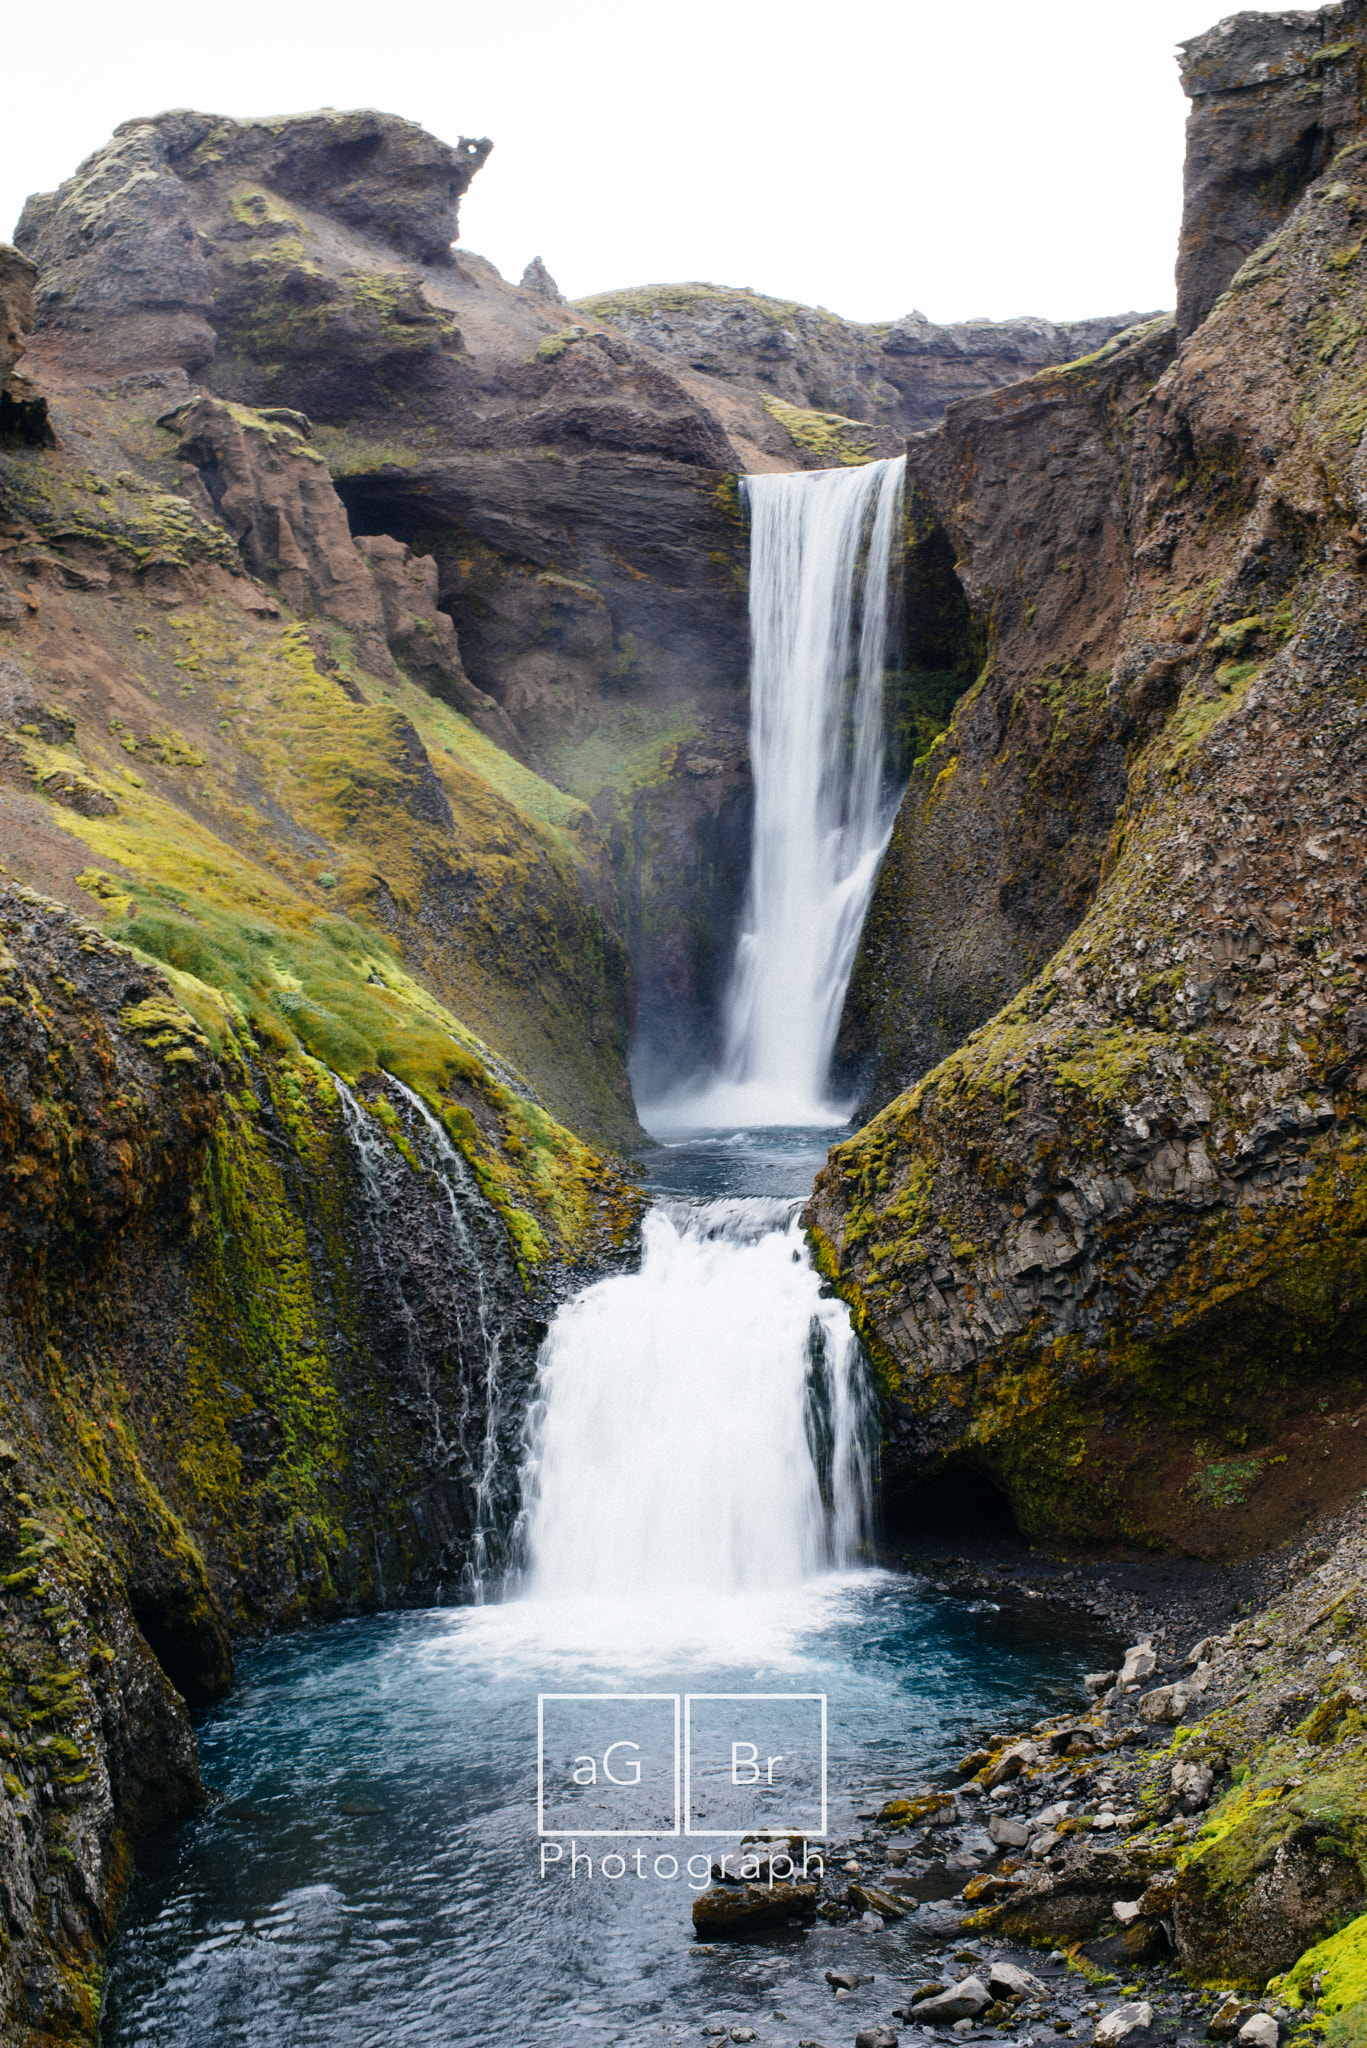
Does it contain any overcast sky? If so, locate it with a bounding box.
[2,0,1319,328]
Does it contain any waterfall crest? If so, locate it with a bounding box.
[518,1199,873,1600]
[668,454,906,1131]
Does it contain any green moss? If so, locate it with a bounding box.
[761,396,878,466]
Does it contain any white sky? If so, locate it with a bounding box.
[2,0,1320,328]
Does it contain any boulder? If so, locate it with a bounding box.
[1120,1645,1158,1688]
[988,1815,1032,1848]
[988,1961,1046,2000]
[1237,2018,1278,2048]
[1171,1761,1215,1811]
[1138,1685,1190,1726]
[911,1975,991,2023]
[690,1881,817,1936]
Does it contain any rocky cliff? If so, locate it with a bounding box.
[0,887,638,2041]
[576,280,1159,459]
[813,0,1367,1563]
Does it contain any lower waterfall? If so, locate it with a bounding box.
[518,1198,873,1601]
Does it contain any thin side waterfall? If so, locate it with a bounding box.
[680,454,906,1129]
[333,1074,513,1600]
[517,1200,874,1601]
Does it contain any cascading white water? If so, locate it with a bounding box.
[670,454,906,1131]
[518,1199,872,1601]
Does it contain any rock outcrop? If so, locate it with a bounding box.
[812,23,1367,1551]
[1176,0,1367,338]
[837,316,1180,1113]
[577,281,1161,447]
[12,110,754,1082]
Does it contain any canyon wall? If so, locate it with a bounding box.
[814,0,1367,1561]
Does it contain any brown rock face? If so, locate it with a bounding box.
[167,394,396,675]
[838,317,1179,1115]
[811,87,1367,1552]
[1176,0,1367,338]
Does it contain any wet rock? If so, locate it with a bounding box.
[826,1969,873,1990]
[880,1790,958,1828]
[856,2029,900,2048]
[911,1974,991,2022]
[691,1881,817,1936]
[848,1881,910,1920]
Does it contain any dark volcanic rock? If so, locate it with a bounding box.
[577,282,1163,443]
[1176,0,1367,338]
[812,60,1367,1552]
[838,316,1179,1116]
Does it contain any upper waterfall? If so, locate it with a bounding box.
[659,454,906,1132]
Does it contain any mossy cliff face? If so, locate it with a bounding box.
[0,887,639,2044]
[0,367,638,1150]
[809,102,1367,1556]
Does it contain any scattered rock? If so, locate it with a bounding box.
[1236,2019,1278,2048]
[989,1961,1047,2000]
[1095,2002,1155,2047]
[1138,1684,1190,1725]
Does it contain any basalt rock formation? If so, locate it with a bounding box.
[577,281,1158,460]
[812,6,1367,1565]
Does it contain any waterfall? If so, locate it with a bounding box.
[518,1200,874,1600]
[333,1074,514,1600]
[671,454,906,1131]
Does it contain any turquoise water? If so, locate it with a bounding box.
[100,1130,1111,2046]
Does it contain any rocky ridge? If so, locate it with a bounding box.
[576,283,1160,454]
